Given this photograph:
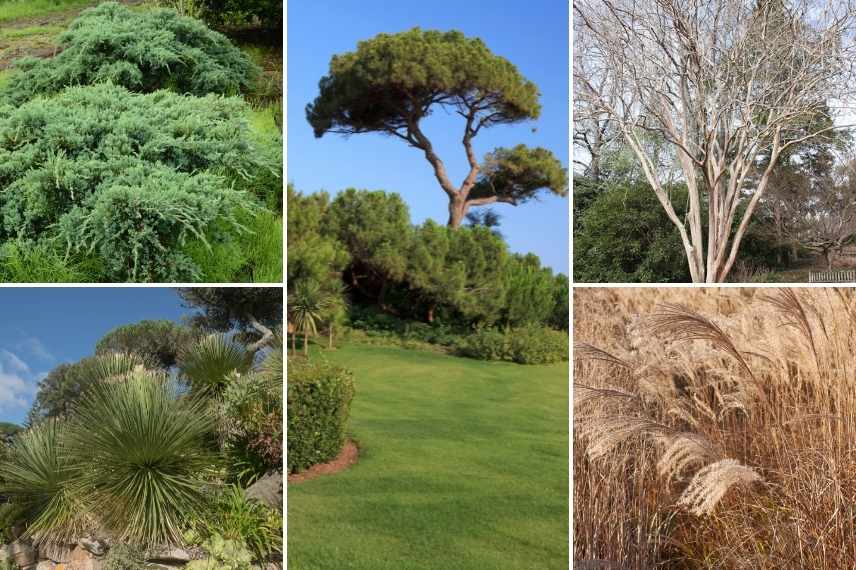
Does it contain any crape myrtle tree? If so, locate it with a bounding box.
[306,28,568,228]
[574,0,856,282]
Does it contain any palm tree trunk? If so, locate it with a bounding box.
[291,332,296,355]
[328,325,334,349]
[303,332,309,357]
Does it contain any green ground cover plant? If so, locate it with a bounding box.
[0,2,283,283]
[0,2,259,105]
[0,83,266,281]
[287,344,569,570]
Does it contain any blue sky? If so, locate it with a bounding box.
[0,288,188,425]
[287,0,569,273]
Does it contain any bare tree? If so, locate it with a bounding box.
[574,0,856,282]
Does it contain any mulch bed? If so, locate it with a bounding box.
[287,440,359,485]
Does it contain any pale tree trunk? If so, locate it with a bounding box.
[303,331,309,357]
[328,325,334,349]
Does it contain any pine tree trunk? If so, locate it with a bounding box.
[447,197,466,229]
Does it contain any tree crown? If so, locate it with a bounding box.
[306,28,541,138]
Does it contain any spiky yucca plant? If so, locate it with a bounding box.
[64,372,216,547]
[0,419,85,544]
[179,335,254,397]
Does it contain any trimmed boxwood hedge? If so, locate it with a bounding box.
[287,359,355,474]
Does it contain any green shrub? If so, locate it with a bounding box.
[186,535,258,570]
[287,360,355,474]
[459,326,569,365]
[195,0,283,31]
[458,328,509,361]
[507,325,569,365]
[102,544,147,570]
[0,2,259,105]
[0,83,262,282]
[221,339,283,483]
[192,485,281,563]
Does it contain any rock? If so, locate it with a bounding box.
[77,538,107,557]
[36,561,57,570]
[148,547,192,563]
[11,540,37,567]
[245,471,283,510]
[64,545,103,570]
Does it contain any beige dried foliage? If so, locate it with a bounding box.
[574,287,856,568]
[676,459,761,516]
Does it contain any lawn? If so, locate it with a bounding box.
[0,0,96,23]
[287,344,569,570]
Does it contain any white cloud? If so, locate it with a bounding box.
[15,337,54,362]
[0,368,36,410]
[0,350,30,374]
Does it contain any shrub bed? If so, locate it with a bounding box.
[459,325,569,364]
[0,83,263,281]
[0,2,259,105]
[507,325,569,365]
[287,360,355,474]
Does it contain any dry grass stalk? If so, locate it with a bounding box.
[574,288,856,568]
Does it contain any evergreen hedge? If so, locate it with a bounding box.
[0,2,259,105]
[287,360,355,474]
[0,83,262,281]
[459,325,569,365]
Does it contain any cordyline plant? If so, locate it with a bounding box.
[306,28,568,228]
[574,0,856,282]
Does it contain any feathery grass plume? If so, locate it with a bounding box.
[64,373,216,547]
[574,288,856,566]
[646,303,755,380]
[763,289,822,368]
[676,459,761,516]
[573,383,639,409]
[576,415,675,460]
[655,432,718,483]
[574,342,632,368]
[0,419,87,544]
